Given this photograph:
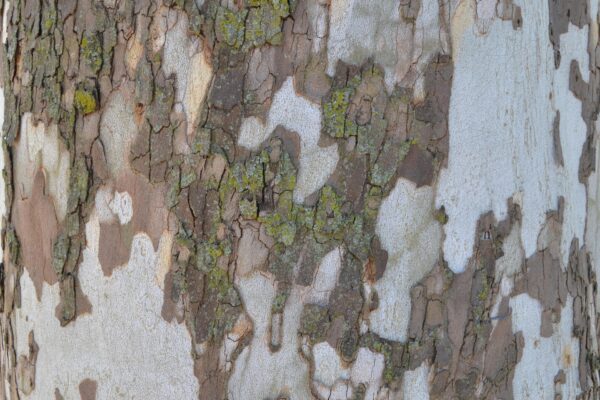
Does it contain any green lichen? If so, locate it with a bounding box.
[42,4,58,35]
[239,197,258,219]
[477,275,491,302]
[360,333,405,385]
[434,207,448,225]
[196,239,231,273]
[72,158,89,203]
[272,291,289,313]
[43,78,62,122]
[216,7,247,49]
[216,1,289,50]
[80,32,103,73]
[166,167,181,209]
[207,266,231,296]
[73,89,97,115]
[260,213,296,246]
[193,127,212,156]
[236,154,267,194]
[314,186,348,242]
[324,76,361,138]
[473,274,492,335]
[245,0,289,47]
[398,138,418,161]
[5,226,20,265]
[180,170,197,189]
[207,303,239,340]
[299,304,330,344]
[52,233,69,276]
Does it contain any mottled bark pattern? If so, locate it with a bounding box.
[0,0,598,399]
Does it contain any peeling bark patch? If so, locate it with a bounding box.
[162,10,213,137]
[16,331,38,396]
[326,0,449,94]
[3,0,598,398]
[312,342,386,399]
[438,3,589,273]
[368,178,441,342]
[97,174,168,275]
[78,378,97,400]
[14,113,70,223]
[402,361,430,399]
[238,77,339,203]
[511,294,581,398]
[228,248,343,398]
[99,88,138,178]
[13,171,60,299]
[13,215,198,399]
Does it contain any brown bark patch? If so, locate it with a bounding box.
[13,170,60,299]
[397,145,434,188]
[98,172,168,275]
[78,378,98,400]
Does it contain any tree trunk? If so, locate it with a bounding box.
[0,0,598,399]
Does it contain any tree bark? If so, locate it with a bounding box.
[0,0,598,399]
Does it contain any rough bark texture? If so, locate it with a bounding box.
[0,0,598,399]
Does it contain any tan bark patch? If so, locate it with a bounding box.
[13,170,59,299]
[98,172,168,275]
[78,378,97,400]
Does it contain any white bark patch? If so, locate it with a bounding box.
[369,178,441,342]
[99,88,138,177]
[327,0,401,90]
[163,10,213,138]
[228,273,313,399]
[14,113,70,222]
[402,361,431,400]
[510,294,581,399]
[108,191,133,225]
[304,247,342,305]
[229,247,344,399]
[313,341,349,387]
[238,77,339,203]
[495,222,524,281]
[312,342,385,400]
[327,0,447,95]
[95,186,133,225]
[2,1,9,44]
[438,2,588,273]
[490,223,525,329]
[14,213,199,399]
[350,348,385,399]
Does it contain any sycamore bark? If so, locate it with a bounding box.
[0,0,599,399]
